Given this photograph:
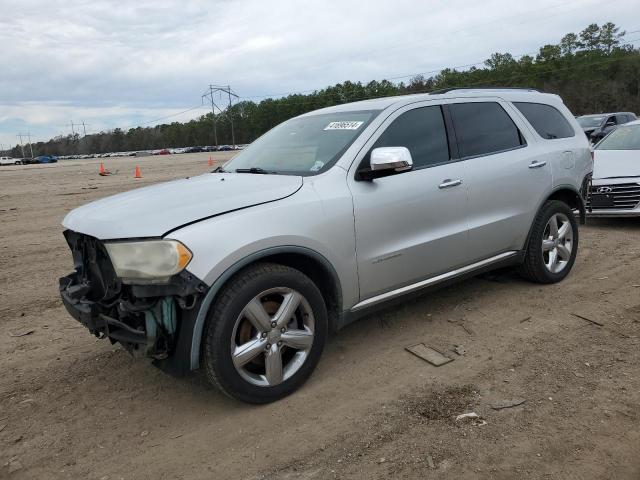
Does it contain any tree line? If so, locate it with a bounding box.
[8,22,640,158]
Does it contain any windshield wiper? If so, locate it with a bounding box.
[235,167,275,174]
[212,166,226,173]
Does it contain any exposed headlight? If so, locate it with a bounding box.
[104,240,192,283]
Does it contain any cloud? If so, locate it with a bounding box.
[0,0,638,146]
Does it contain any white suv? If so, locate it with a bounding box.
[60,88,592,403]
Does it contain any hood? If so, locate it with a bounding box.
[593,150,640,180]
[63,173,303,239]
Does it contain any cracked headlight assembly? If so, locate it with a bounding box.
[105,240,192,283]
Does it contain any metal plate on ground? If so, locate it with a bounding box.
[405,343,453,366]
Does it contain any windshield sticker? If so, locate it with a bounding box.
[310,161,324,172]
[324,121,364,131]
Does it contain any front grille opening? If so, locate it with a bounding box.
[587,183,640,210]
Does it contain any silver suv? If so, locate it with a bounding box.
[59,88,592,403]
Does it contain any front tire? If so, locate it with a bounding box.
[202,262,328,403]
[519,200,579,284]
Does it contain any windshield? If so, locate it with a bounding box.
[224,110,379,175]
[596,124,640,151]
[577,116,604,128]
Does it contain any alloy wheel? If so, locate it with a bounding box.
[230,287,315,387]
[541,213,573,274]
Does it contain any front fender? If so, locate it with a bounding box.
[186,246,341,370]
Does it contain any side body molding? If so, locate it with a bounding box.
[189,246,342,370]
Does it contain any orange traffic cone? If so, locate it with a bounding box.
[99,162,106,175]
[134,165,142,179]
[208,156,213,167]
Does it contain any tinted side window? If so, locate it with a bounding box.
[449,102,524,158]
[616,114,629,124]
[514,102,575,140]
[371,106,449,169]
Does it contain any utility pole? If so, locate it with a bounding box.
[202,84,239,148]
[81,121,89,137]
[16,133,26,159]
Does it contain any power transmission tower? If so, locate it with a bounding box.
[26,133,34,158]
[16,133,26,159]
[81,121,89,137]
[202,84,239,148]
[202,86,221,147]
[66,120,79,136]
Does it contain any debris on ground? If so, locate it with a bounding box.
[5,458,23,474]
[8,329,35,337]
[426,455,436,469]
[453,345,466,356]
[406,344,453,366]
[455,412,479,421]
[491,398,526,410]
[520,316,532,323]
[571,313,604,327]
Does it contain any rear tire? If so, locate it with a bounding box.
[519,200,578,284]
[202,262,328,403]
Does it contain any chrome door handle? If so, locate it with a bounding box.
[529,160,547,169]
[438,179,462,189]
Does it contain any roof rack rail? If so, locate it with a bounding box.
[429,86,543,95]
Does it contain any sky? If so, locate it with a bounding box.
[1,0,639,148]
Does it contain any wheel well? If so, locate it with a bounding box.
[241,252,342,332]
[547,188,585,224]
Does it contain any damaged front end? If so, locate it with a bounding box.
[59,230,207,373]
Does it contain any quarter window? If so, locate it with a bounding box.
[370,106,450,169]
[514,102,575,140]
[449,102,525,158]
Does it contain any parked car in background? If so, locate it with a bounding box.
[152,149,170,155]
[0,156,22,165]
[588,120,640,216]
[35,155,58,163]
[59,88,591,403]
[184,146,204,153]
[577,112,637,143]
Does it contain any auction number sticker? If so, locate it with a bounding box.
[324,121,364,130]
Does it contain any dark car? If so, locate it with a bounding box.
[577,112,637,143]
[185,146,204,153]
[35,155,58,164]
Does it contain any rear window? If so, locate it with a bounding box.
[449,102,525,158]
[514,102,575,140]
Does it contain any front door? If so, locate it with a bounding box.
[348,104,469,301]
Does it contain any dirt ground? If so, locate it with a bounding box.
[1,152,639,480]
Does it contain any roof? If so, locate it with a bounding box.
[578,112,636,117]
[302,88,564,116]
[618,119,640,126]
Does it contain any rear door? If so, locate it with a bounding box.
[348,103,469,300]
[449,100,551,261]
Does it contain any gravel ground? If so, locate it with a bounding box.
[1,152,638,479]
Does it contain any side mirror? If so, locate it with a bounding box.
[357,147,413,180]
[605,121,615,127]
